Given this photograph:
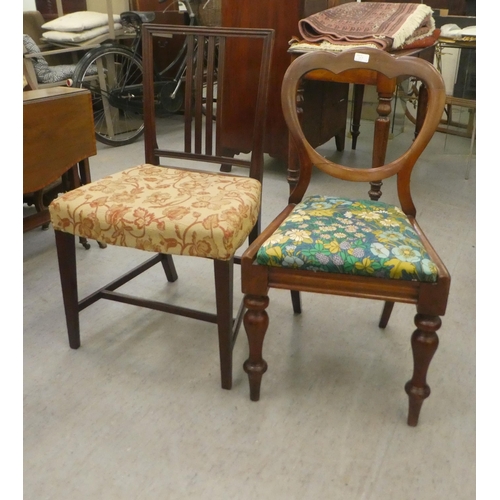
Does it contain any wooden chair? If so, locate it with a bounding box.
[241,48,450,426]
[49,25,274,390]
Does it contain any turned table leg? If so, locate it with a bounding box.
[369,76,396,201]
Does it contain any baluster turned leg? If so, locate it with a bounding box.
[405,313,441,426]
[243,294,269,401]
[369,80,394,201]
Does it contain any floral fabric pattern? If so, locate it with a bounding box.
[49,164,261,261]
[256,195,438,282]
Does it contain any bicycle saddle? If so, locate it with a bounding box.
[120,11,156,27]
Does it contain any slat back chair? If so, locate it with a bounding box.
[241,48,450,426]
[49,25,274,390]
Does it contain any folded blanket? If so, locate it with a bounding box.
[42,23,123,44]
[298,2,436,52]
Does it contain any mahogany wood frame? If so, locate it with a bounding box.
[288,44,436,200]
[241,48,451,426]
[53,25,274,390]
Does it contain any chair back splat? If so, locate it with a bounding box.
[141,25,273,185]
[49,26,274,391]
[241,48,450,426]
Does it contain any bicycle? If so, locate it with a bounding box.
[72,0,203,147]
[397,43,452,129]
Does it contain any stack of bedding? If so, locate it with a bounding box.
[41,11,123,44]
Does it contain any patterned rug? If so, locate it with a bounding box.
[298,2,437,52]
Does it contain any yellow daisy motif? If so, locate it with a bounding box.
[287,213,310,222]
[264,232,289,246]
[357,211,382,220]
[380,219,401,227]
[284,229,313,243]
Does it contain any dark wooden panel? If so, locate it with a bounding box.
[221,0,348,161]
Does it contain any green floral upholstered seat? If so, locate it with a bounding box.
[256,195,438,282]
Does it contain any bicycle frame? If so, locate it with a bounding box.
[71,0,210,145]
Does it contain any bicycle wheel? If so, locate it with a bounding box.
[160,79,184,114]
[72,45,145,147]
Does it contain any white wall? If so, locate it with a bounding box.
[23,0,37,10]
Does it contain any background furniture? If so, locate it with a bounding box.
[360,0,469,16]
[241,48,450,427]
[24,1,130,90]
[23,9,86,88]
[35,0,129,20]
[23,87,96,232]
[130,0,189,74]
[221,0,348,162]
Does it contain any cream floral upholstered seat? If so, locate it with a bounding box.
[50,164,262,260]
[49,25,274,392]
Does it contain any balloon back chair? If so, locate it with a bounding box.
[49,25,274,390]
[241,48,450,426]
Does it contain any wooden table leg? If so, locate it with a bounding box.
[78,158,92,185]
[351,84,364,150]
[369,76,396,201]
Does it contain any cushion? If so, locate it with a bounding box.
[256,195,438,282]
[23,34,77,83]
[41,11,121,32]
[42,23,122,44]
[49,165,262,261]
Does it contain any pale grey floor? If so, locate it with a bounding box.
[23,113,476,499]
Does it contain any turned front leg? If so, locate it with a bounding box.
[243,294,269,401]
[405,313,441,426]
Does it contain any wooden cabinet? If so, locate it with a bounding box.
[220,0,348,161]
